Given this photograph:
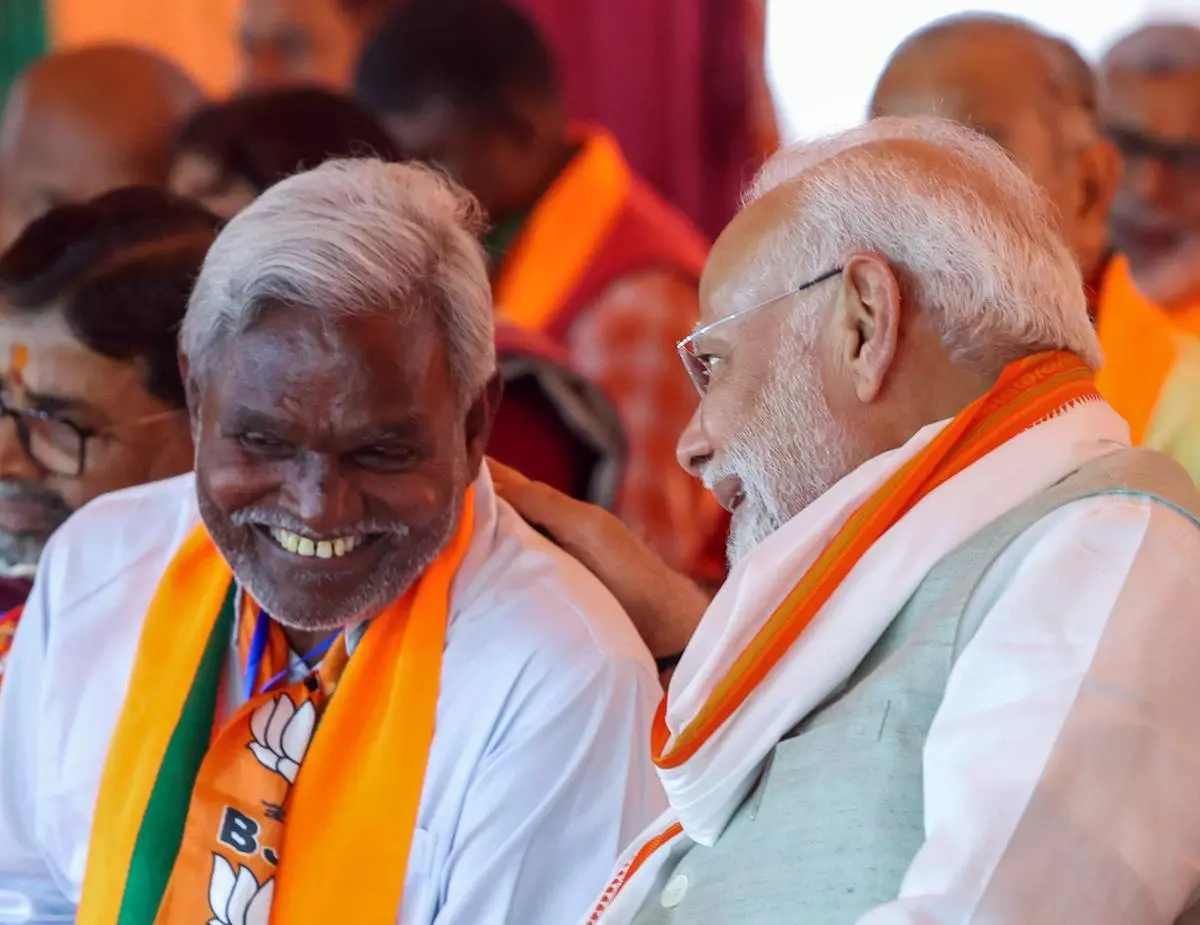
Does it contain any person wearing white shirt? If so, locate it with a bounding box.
[0,158,664,925]
[495,116,1200,924]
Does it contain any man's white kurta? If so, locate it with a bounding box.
[591,404,1200,925]
[0,469,666,924]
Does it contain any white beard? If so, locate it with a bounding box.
[707,355,858,566]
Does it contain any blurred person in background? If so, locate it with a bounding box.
[1096,23,1200,479]
[356,0,725,582]
[234,0,773,235]
[171,85,627,509]
[170,86,399,218]
[0,188,217,686]
[0,159,663,925]
[236,0,393,91]
[0,44,202,250]
[869,17,1200,485]
[870,14,1121,318]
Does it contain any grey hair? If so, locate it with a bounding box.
[743,116,1102,373]
[181,159,496,402]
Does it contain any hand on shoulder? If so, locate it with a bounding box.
[489,460,708,660]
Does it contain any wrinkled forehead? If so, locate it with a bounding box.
[699,186,807,327]
[209,304,452,409]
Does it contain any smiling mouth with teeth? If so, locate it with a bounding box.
[266,527,367,560]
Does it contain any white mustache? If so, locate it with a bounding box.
[231,507,410,539]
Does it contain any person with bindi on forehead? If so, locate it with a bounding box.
[0,158,664,925]
[0,188,213,687]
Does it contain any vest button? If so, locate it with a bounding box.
[660,873,688,908]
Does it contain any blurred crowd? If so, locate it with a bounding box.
[0,0,1198,923]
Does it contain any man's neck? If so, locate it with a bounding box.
[282,626,338,663]
[494,137,579,228]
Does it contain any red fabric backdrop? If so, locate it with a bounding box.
[514,0,774,238]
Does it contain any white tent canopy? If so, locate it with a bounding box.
[766,0,1200,141]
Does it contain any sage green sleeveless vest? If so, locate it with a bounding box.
[631,448,1200,925]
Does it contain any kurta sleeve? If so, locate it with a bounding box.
[429,651,665,925]
[0,532,78,918]
[856,495,1200,924]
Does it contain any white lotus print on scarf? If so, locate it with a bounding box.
[248,693,316,785]
[208,855,274,925]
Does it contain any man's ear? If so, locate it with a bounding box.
[464,371,504,478]
[833,253,902,403]
[1077,135,1123,226]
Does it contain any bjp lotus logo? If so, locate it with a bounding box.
[208,855,273,925]
[248,693,316,785]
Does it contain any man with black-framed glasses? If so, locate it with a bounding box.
[0,188,215,687]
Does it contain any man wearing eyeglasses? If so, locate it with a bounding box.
[1094,23,1200,481]
[0,188,209,685]
[496,117,1200,924]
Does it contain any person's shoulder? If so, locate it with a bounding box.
[1007,489,1200,605]
[39,473,200,612]
[1042,490,1200,547]
[56,472,198,546]
[450,498,657,683]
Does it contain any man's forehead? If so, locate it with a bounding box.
[0,311,144,405]
[700,187,798,323]
[1102,68,1200,141]
[218,305,445,388]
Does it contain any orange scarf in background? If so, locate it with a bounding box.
[492,127,632,333]
[1095,255,1200,445]
[78,490,476,925]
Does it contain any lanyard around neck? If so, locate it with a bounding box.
[241,608,339,702]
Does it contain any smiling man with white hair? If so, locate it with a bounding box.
[0,159,664,924]
[497,116,1200,924]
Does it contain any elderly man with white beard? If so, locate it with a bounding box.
[494,116,1200,924]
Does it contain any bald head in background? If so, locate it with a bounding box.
[871,15,1120,289]
[1100,23,1200,309]
[0,45,202,250]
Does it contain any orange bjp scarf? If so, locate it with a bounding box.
[591,351,1098,920]
[78,489,476,925]
[492,126,632,333]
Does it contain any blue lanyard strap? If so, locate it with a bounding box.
[242,608,339,701]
